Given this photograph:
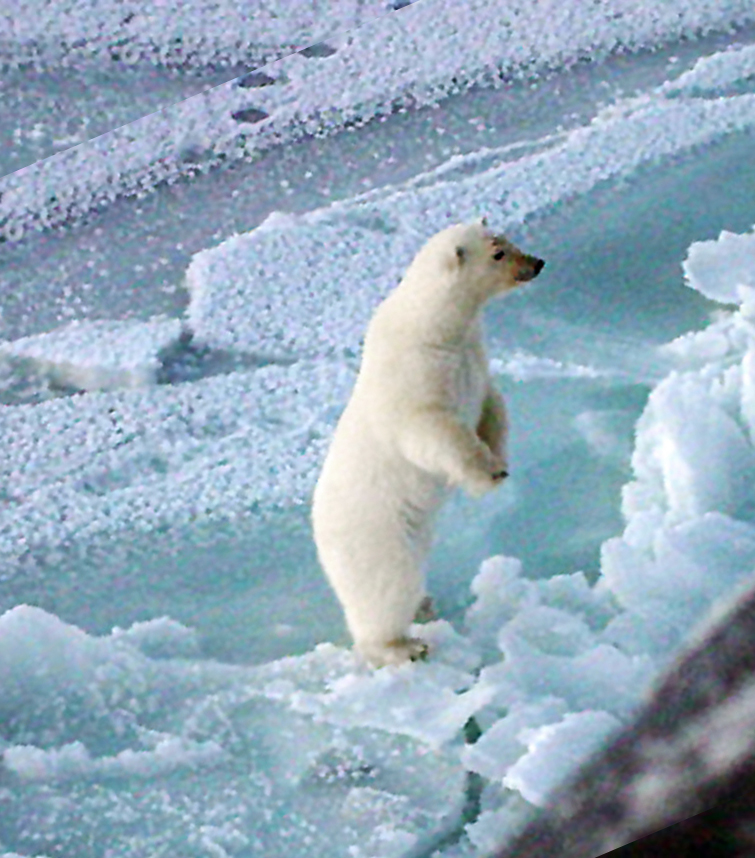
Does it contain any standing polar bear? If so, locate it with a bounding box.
[312,220,545,667]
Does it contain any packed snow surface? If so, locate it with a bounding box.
[3,8,755,858]
[0,317,182,392]
[3,0,755,240]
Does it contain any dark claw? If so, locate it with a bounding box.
[410,643,430,662]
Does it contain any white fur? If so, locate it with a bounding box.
[312,221,542,667]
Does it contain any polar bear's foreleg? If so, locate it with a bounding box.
[476,386,508,465]
[397,407,506,497]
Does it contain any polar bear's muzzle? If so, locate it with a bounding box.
[513,255,545,282]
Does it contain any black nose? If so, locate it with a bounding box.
[533,258,545,275]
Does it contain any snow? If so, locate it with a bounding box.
[0,605,467,857]
[3,0,755,242]
[0,0,403,70]
[661,41,755,96]
[185,62,755,357]
[0,359,356,555]
[0,317,182,392]
[3,6,755,858]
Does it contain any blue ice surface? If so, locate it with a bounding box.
[2,29,755,858]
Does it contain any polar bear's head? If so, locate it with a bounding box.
[405,220,545,308]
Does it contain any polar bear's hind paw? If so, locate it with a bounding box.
[360,636,430,667]
[406,637,430,662]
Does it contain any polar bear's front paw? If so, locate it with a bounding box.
[359,636,430,667]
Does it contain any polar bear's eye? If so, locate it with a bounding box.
[493,249,506,260]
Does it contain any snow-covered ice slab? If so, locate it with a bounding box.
[661,41,755,97]
[0,0,399,70]
[186,216,399,357]
[0,606,470,858]
[186,52,755,357]
[0,359,356,557]
[0,317,182,392]
[4,0,755,241]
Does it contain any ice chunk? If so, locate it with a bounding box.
[682,228,755,304]
[465,793,538,856]
[628,370,755,522]
[490,352,608,381]
[465,556,536,654]
[480,630,653,719]
[600,513,755,652]
[110,616,200,659]
[462,697,569,781]
[502,711,621,807]
[742,347,755,445]
[0,317,182,391]
[465,557,617,656]
[4,736,225,782]
[265,622,491,748]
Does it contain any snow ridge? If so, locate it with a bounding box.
[2,0,754,242]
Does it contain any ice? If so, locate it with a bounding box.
[185,220,398,357]
[682,227,755,303]
[19,43,755,558]
[490,353,610,381]
[464,557,617,659]
[0,317,182,392]
[0,359,355,557]
[627,370,755,522]
[572,409,635,463]
[4,0,755,241]
[0,606,469,857]
[4,11,755,857]
[186,58,755,355]
[465,794,538,856]
[501,711,621,807]
[461,698,570,782]
[662,42,755,96]
[277,622,490,748]
[110,616,201,659]
[451,222,755,844]
[4,736,225,782]
[479,617,654,718]
[0,0,396,69]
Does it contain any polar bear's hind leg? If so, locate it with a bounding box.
[356,635,429,668]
